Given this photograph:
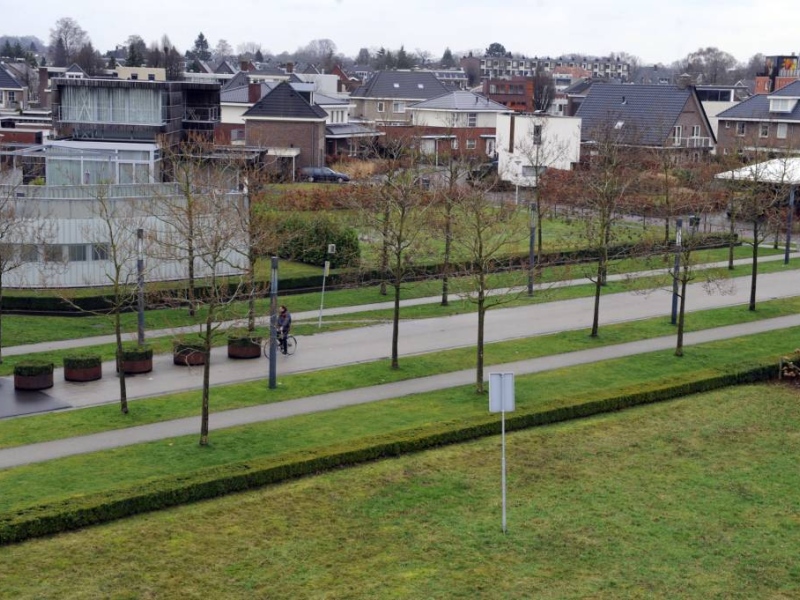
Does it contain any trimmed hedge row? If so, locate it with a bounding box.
[0,359,779,546]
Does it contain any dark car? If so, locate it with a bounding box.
[299,167,350,183]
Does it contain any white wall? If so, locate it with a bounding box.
[496,114,582,187]
[411,109,501,128]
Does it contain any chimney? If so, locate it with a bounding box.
[240,60,250,72]
[248,83,261,104]
[676,73,692,90]
[286,62,294,74]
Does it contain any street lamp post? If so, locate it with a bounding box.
[268,256,278,390]
[671,217,683,325]
[528,201,536,296]
[318,244,336,328]
[785,186,795,265]
[136,228,145,346]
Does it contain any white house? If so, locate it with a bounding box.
[495,114,582,187]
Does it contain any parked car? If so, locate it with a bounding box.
[299,167,350,183]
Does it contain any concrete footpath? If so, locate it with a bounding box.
[1,259,799,468]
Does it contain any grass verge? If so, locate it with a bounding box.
[1,382,798,598]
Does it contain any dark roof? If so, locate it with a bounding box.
[351,71,449,100]
[222,70,249,90]
[215,61,237,75]
[563,77,609,96]
[576,84,700,145]
[0,64,23,90]
[717,80,800,121]
[243,81,327,120]
[65,63,86,75]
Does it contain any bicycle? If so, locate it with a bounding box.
[263,332,297,359]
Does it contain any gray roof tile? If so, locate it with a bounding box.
[410,90,509,111]
[351,71,448,100]
[717,80,800,121]
[0,64,23,90]
[243,81,327,120]
[576,84,696,145]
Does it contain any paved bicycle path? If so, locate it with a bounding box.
[1,313,799,469]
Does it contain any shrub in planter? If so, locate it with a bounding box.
[14,360,54,391]
[173,338,206,366]
[227,332,263,359]
[120,345,153,375]
[63,354,102,382]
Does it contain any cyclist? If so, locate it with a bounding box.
[277,305,292,354]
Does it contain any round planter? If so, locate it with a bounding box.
[64,364,102,382]
[120,357,153,374]
[227,337,262,359]
[174,348,206,366]
[15,372,54,391]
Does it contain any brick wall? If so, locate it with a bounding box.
[717,120,800,155]
[244,120,326,170]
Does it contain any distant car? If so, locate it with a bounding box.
[299,167,350,183]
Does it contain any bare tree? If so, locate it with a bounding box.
[451,189,528,393]
[359,166,433,369]
[576,122,642,337]
[48,17,88,65]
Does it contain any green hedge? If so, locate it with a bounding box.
[0,359,779,546]
[13,360,54,377]
[63,355,101,369]
[121,345,153,361]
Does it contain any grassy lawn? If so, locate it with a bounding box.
[0,321,795,512]
[2,382,798,599]
[3,288,800,450]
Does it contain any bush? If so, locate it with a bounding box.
[173,337,205,354]
[121,345,153,361]
[63,354,102,369]
[273,213,360,268]
[14,360,54,377]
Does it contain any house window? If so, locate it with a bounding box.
[467,113,477,127]
[451,139,459,150]
[672,126,682,146]
[392,101,405,113]
[489,84,497,94]
[377,101,385,113]
[760,123,770,138]
[148,74,155,81]
[21,244,38,263]
[692,125,700,137]
[770,98,795,113]
[736,122,746,136]
[777,123,788,139]
[725,121,731,129]
[92,243,110,261]
[68,244,87,262]
[43,244,62,263]
[7,91,15,104]
[533,124,542,145]
[466,139,476,149]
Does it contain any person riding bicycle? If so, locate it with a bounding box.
[277,305,292,354]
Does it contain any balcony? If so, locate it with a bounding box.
[183,105,220,123]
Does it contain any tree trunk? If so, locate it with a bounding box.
[114,310,128,414]
[441,201,452,306]
[200,315,213,446]
[536,200,543,259]
[591,262,603,338]
[379,208,389,296]
[476,280,485,394]
[728,206,736,270]
[391,281,401,369]
[749,220,759,311]
[675,273,688,357]
[247,244,257,332]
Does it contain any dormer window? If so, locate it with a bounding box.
[769,97,798,113]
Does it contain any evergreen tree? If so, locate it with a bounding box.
[356,47,370,65]
[12,41,23,58]
[189,32,211,62]
[53,38,68,67]
[1,40,12,58]
[396,45,414,69]
[254,48,263,63]
[440,47,455,68]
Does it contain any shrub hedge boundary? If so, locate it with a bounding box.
[0,359,778,546]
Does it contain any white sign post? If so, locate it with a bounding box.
[318,244,336,328]
[489,372,515,534]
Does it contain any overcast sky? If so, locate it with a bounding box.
[3,0,798,65]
